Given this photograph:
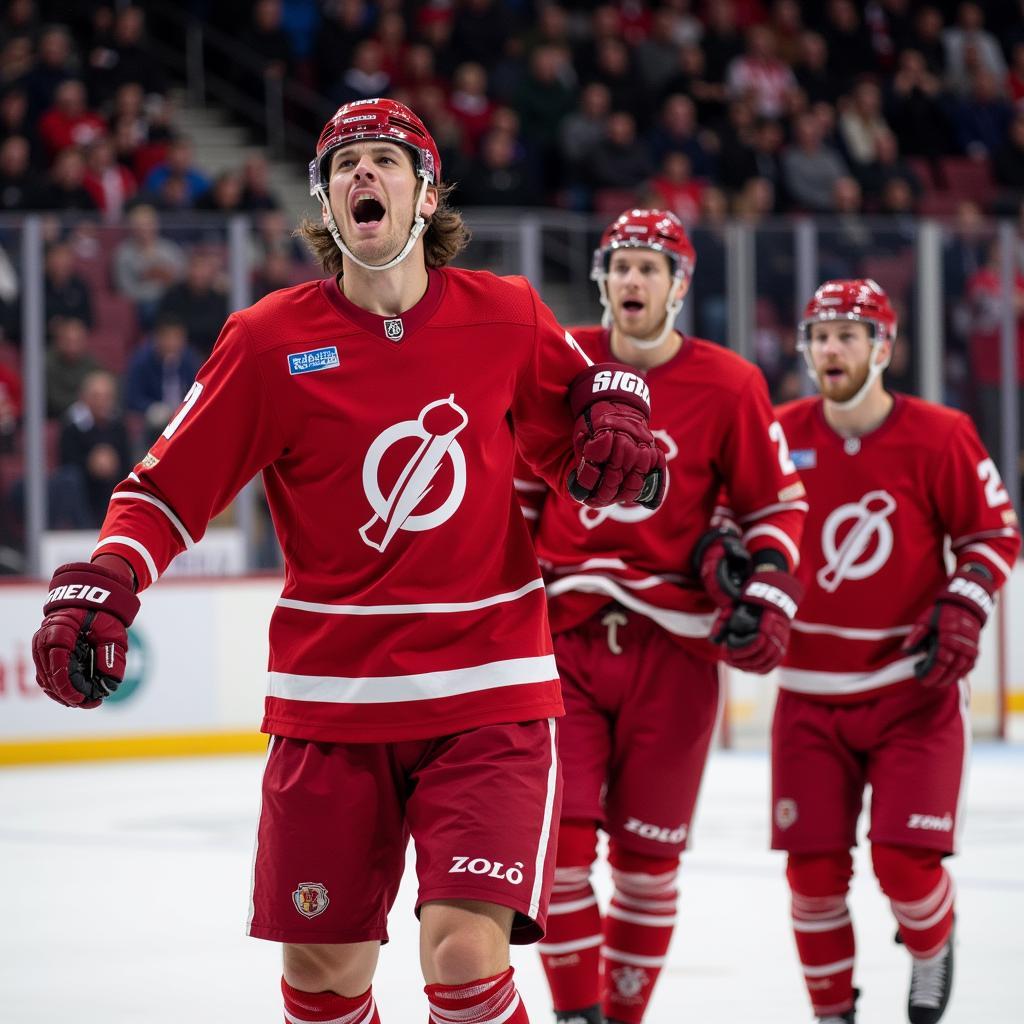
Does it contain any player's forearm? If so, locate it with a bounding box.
[91,552,138,592]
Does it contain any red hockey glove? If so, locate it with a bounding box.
[32,561,140,708]
[713,552,803,674]
[567,363,667,509]
[692,528,753,609]
[901,565,995,688]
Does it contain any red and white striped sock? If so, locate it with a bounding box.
[873,844,955,960]
[601,848,679,1024]
[787,852,856,1019]
[539,864,603,1011]
[425,966,529,1024]
[282,978,380,1024]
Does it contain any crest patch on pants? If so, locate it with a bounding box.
[292,882,329,919]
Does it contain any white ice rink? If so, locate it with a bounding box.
[2,743,1021,1024]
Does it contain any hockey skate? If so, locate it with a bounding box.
[555,1006,602,1024]
[815,987,858,1023]
[906,938,953,1023]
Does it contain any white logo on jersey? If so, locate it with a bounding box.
[578,429,678,529]
[448,856,525,885]
[817,489,897,593]
[359,395,468,552]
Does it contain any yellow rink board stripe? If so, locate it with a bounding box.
[0,731,269,766]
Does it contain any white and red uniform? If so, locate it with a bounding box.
[92,267,599,943]
[94,268,590,744]
[772,393,1020,853]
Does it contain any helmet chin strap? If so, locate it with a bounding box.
[598,275,685,351]
[800,337,891,410]
[315,176,430,272]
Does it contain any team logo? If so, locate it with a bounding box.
[383,318,404,342]
[292,882,329,919]
[775,798,798,830]
[817,489,896,593]
[610,965,650,1000]
[360,395,469,552]
[578,429,678,529]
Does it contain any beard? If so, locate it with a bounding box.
[819,360,871,403]
[337,199,414,267]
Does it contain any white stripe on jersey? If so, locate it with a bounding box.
[739,500,810,523]
[278,578,545,616]
[268,654,558,704]
[791,620,914,641]
[743,523,801,568]
[778,656,920,696]
[529,718,558,921]
[956,542,1014,582]
[109,491,196,550]
[92,535,159,586]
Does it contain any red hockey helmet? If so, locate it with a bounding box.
[591,208,696,282]
[309,97,441,197]
[798,278,897,345]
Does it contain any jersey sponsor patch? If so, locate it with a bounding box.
[287,345,341,375]
[791,448,817,470]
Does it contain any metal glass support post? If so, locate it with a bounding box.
[518,215,542,290]
[265,75,285,156]
[726,222,754,361]
[794,218,818,395]
[999,220,1021,521]
[916,221,943,403]
[21,216,46,576]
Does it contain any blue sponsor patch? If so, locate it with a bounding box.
[791,448,817,470]
[288,346,340,375]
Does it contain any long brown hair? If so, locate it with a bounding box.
[297,182,470,273]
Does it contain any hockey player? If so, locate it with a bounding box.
[774,279,1020,1024]
[30,99,668,1024]
[516,208,806,1024]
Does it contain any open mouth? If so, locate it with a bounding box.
[351,194,386,226]
[622,300,645,314]
[824,367,845,382]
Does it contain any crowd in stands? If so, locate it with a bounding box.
[1,0,1024,560]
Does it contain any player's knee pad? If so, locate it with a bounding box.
[556,818,599,869]
[786,850,854,898]
[871,842,944,901]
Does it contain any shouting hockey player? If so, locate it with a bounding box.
[30,99,667,1024]
[516,208,806,1024]
[773,278,1020,1023]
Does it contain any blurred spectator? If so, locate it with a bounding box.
[331,39,391,106]
[769,0,804,66]
[822,0,877,93]
[658,44,727,125]
[820,175,871,279]
[781,111,849,211]
[22,24,75,118]
[38,79,106,162]
[591,111,653,190]
[943,2,1007,96]
[1008,41,1024,106]
[0,134,31,211]
[58,369,130,528]
[952,69,1013,159]
[636,6,688,98]
[82,134,136,219]
[721,114,787,207]
[909,6,947,76]
[0,242,17,345]
[965,240,1024,473]
[239,152,280,211]
[514,45,576,191]
[252,249,296,299]
[451,0,518,69]
[448,63,496,156]
[0,87,36,161]
[691,185,728,341]
[716,98,757,191]
[45,316,100,418]
[44,241,92,333]
[943,199,990,303]
[239,0,292,83]
[649,151,704,225]
[0,358,20,449]
[793,31,838,106]
[416,6,459,83]
[0,0,39,45]
[196,170,245,213]
[252,208,305,264]
[885,48,951,157]
[588,39,643,121]
[726,24,798,120]
[520,3,572,56]
[375,10,408,81]
[992,111,1024,211]
[123,314,203,447]
[87,6,166,104]
[838,78,891,171]
[559,82,611,189]
[646,94,714,177]
[37,147,98,211]
[313,0,371,92]
[113,204,186,327]
[141,137,211,206]
[701,0,745,84]
[156,248,228,357]
[458,128,534,206]
[856,129,922,206]
[393,43,443,94]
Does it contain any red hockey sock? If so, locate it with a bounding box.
[425,966,529,1024]
[539,821,603,1013]
[872,843,954,959]
[787,852,856,1019]
[281,978,380,1024]
[601,845,679,1024]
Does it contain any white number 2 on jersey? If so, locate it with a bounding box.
[162,381,204,440]
[769,421,797,475]
[978,457,1010,508]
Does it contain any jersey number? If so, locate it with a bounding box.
[978,458,1009,508]
[162,382,204,440]
[769,421,797,475]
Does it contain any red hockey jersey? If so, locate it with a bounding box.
[777,394,1020,700]
[94,268,595,742]
[517,327,806,656]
